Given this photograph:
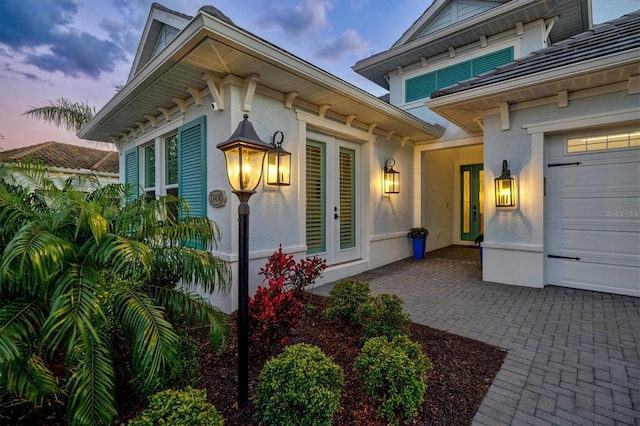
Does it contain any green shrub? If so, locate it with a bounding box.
[325,279,372,325]
[355,335,432,423]
[128,387,223,426]
[130,328,200,396]
[357,293,411,341]
[255,343,343,426]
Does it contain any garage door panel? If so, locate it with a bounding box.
[545,136,639,297]
[547,259,639,296]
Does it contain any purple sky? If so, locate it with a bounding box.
[0,0,637,152]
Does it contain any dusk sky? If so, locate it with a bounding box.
[1,0,638,151]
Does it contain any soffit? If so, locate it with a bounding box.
[354,0,590,89]
[80,14,443,145]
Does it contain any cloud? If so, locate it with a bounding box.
[100,19,139,55]
[314,29,369,61]
[261,0,331,36]
[1,63,46,83]
[0,0,126,79]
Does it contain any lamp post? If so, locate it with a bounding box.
[217,114,273,407]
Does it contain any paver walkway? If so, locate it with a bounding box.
[315,246,640,425]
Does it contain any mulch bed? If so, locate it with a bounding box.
[6,293,505,425]
[197,293,505,425]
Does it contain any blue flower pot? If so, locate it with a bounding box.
[412,236,427,260]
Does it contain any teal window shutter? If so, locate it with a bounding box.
[472,47,514,75]
[437,61,472,89]
[178,116,207,218]
[124,147,139,201]
[405,72,436,103]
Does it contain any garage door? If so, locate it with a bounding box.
[545,132,640,296]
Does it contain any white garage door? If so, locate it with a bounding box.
[545,132,640,296]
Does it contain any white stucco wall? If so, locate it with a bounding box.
[482,89,640,288]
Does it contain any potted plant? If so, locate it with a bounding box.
[474,233,484,268]
[408,227,429,260]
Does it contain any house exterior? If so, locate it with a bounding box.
[355,0,639,296]
[0,141,119,190]
[79,3,444,312]
[79,0,639,311]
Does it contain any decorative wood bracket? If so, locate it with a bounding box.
[284,91,298,109]
[171,97,187,114]
[368,123,378,134]
[499,102,510,131]
[385,130,395,142]
[628,75,640,94]
[345,115,356,127]
[397,65,403,75]
[158,107,172,122]
[420,57,428,67]
[242,74,260,112]
[516,21,524,36]
[127,127,138,138]
[144,114,158,128]
[111,137,120,145]
[479,35,487,48]
[400,136,410,147]
[318,104,330,118]
[135,122,146,134]
[448,47,455,58]
[119,132,130,143]
[557,90,568,108]
[474,117,485,131]
[187,87,203,106]
[202,72,224,111]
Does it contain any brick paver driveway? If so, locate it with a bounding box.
[315,246,640,425]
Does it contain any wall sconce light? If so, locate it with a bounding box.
[266,131,291,186]
[495,159,515,207]
[383,158,400,194]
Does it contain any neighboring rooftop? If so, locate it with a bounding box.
[431,10,640,98]
[0,142,119,174]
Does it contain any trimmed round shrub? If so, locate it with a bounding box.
[255,343,344,426]
[325,279,372,325]
[127,387,223,426]
[355,335,432,423]
[357,293,410,341]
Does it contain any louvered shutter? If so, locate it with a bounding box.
[178,116,206,218]
[124,147,139,201]
[306,141,326,254]
[437,61,472,90]
[339,147,355,250]
[405,72,436,103]
[472,47,514,75]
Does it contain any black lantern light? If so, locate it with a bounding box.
[266,130,291,186]
[383,158,400,194]
[216,114,273,408]
[495,160,515,207]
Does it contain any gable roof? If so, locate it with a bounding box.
[426,10,640,132]
[0,142,119,174]
[79,4,444,146]
[128,3,193,81]
[354,0,591,89]
[394,0,509,47]
[431,10,640,98]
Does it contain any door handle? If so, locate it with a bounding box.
[473,205,477,221]
[334,206,339,220]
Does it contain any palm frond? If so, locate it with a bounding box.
[0,353,58,408]
[89,235,152,279]
[0,223,73,296]
[113,289,178,389]
[40,265,103,360]
[151,286,227,348]
[0,299,45,364]
[66,330,117,426]
[22,98,95,133]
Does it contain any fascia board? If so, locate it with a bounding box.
[425,49,640,110]
[197,14,444,137]
[392,0,450,48]
[354,0,534,72]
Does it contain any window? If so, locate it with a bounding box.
[152,25,179,57]
[567,131,640,153]
[405,47,514,102]
[144,144,156,199]
[306,141,326,254]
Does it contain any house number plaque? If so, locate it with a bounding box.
[209,190,227,208]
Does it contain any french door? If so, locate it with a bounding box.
[306,135,360,264]
[460,164,484,241]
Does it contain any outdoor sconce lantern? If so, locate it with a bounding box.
[495,160,515,207]
[216,113,274,409]
[217,114,273,200]
[383,158,400,194]
[266,130,291,186]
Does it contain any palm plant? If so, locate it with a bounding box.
[0,161,231,425]
[22,98,95,133]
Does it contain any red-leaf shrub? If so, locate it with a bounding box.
[249,276,303,356]
[248,246,327,355]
